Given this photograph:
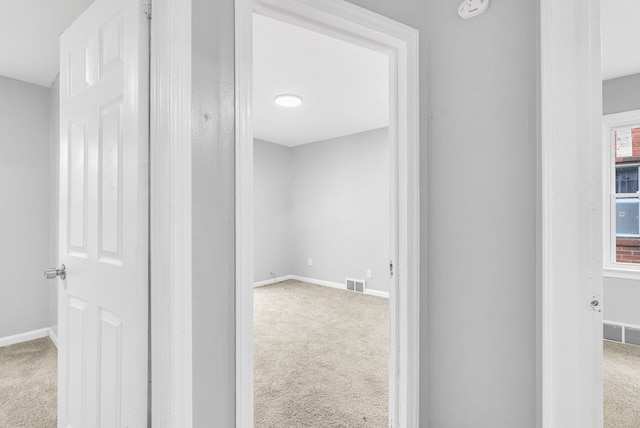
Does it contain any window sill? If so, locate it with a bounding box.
[604,266,640,280]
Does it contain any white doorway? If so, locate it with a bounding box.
[252,15,391,420]
[235,0,420,426]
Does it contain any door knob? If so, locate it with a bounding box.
[44,264,66,280]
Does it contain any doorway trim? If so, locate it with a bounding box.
[235,0,420,426]
[540,0,603,425]
[150,0,194,426]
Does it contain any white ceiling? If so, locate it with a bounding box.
[253,14,389,146]
[0,0,94,88]
[0,1,637,119]
[601,0,640,80]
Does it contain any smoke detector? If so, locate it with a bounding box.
[458,0,490,19]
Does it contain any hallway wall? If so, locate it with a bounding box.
[194,0,539,426]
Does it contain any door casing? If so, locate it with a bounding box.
[149,0,419,426]
[149,0,193,426]
[539,0,603,426]
[235,0,420,427]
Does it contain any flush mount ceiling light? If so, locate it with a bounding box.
[274,94,303,107]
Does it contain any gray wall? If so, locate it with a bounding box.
[290,129,389,292]
[191,0,236,425]
[603,73,640,326]
[254,129,390,293]
[194,0,539,426]
[603,73,640,115]
[0,76,52,338]
[603,278,640,326]
[416,1,538,425]
[254,139,293,282]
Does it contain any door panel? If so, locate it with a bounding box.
[59,0,148,426]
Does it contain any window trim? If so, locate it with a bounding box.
[603,110,640,278]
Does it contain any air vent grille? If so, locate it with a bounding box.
[346,278,365,293]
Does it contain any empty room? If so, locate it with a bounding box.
[601,0,640,426]
[251,13,392,426]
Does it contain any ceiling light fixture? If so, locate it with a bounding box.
[274,94,303,107]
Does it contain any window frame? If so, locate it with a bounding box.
[603,110,640,278]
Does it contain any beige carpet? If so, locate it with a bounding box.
[254,280,389,427]
[604,340,640,428]
[0,337,57,428]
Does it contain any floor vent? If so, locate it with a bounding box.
[346,278,365,293]
[603,322,640,347]
[626,327,640,346]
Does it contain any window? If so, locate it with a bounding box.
[616,165,639,194]
[615,166,640,237]
[604,110,640,276]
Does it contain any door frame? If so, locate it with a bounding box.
[149,0,194,426]
[540,0,603,426]
[235,0,420,426]
[148,0,419,425]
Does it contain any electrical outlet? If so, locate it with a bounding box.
[366,269,372,278]
[308,258,313,266]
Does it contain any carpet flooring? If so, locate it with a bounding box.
[0,337,57,428]
[254,280,389,427]
[1,303,638,428]
[604,340,640,428]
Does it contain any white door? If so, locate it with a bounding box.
[58,0,149,426]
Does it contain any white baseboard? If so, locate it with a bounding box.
[290,275,344,290]
[48,327,58,348]
[364,288,391,298]
[604,320,640,330]
[254,274,390,298]
[254,274,293,287]
[0,327,50,348]
[290,275,390,299]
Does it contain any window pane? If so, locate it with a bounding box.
[616,197,640,236]
[612,127,640,265]
[615,197,640,264]
[616,166,639,193]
